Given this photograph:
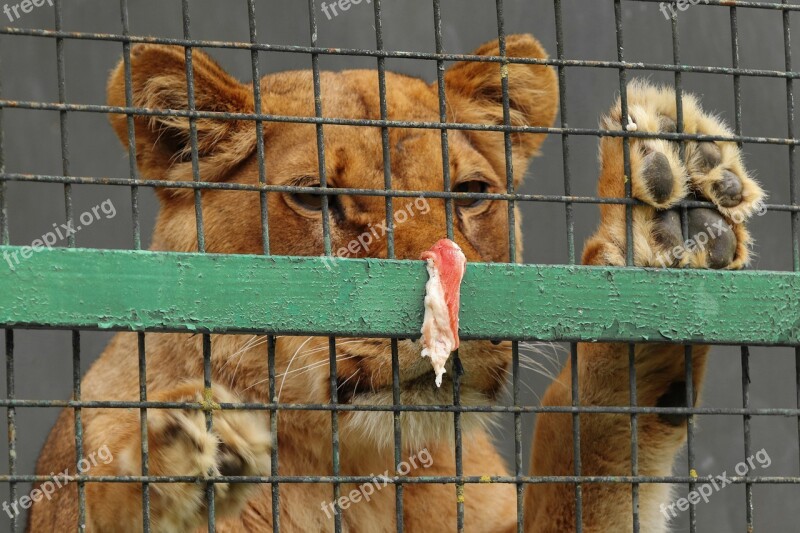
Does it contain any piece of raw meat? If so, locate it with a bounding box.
[420,239,467,387]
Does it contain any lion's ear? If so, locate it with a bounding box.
[444,34,558,182]
[107,44,256,187]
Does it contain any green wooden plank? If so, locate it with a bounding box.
[0,246,799,345]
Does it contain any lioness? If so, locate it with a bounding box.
[28,35,764,532]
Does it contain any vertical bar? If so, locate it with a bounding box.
[180,0,206,254]
[328,337,341,533]
[730,7,743,144]
[786,0,800,272]
[202,332,215,531]
[54,0,74,249]
[614,4,638,531]
[554,0,575,265]
[495,0,517,262]
[431,3,463,531]
[684,345,697,533]
[5,330,15,533]
[628,344,639,533]
[728,7,754,530]
[668,9,696,532]
[137,332,151,531]
[432,0,454,240]
[373,0,395,260]
[119,0,141,250]
[307,5,338,531]
[268,335,280,532]
[553,2,582,528]
[570,343,582,533]
[741,347,754,529]
[492,3,522,529]
[391,338,403,532]
[247,0,270,256]
[613,0,634,266]
[307,0,332,257]
[246,1,277,522]
[0,34,7,247]
[512,341,523,533]
[0,34,13,533]
[121,0,149,525]
[372,1,403,528]
[180,3,214,529]
[71,330,86,528]
[780,0,800,474]
[52,4,86,530]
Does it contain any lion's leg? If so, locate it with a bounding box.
[525,80,764,533]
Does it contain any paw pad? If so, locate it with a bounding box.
[712,170,744,208]
[641,152,675,204]
[687,208,736,269]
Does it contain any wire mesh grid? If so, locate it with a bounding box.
[0,0,799,532]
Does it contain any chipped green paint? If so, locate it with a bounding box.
[1,246,799,345]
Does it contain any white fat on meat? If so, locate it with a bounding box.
[420,258,456,387]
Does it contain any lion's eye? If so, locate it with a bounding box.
[453,181,488,208]
[290,186,324,211]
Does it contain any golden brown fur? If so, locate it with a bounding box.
[28,35,763,532]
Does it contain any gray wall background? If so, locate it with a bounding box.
[1,0,799,531]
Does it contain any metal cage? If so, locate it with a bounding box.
[1,0,800,532]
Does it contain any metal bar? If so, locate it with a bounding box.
[496,0,516,262]
[0,472,796,485]
[787,0,800,490]
[119,0,141,250]
[4,98,800,146]
[430,3,463,530]
[328,337,341,533]
[8,171,793,210]
[373,0,394,261]
[4,26,800,63]
[741,346,754,530]
[179,3,215,530]
[71,330,86,528]
[554,0,576,265]
[267,335,280,532]
[308,0,332,257]
[5,330,15,533]
[728,8,754,531]
[0,29,12,533]
[369,3,403,528]
[137,332,151,531]
[180,0,206,254]
[247,0,270,256]
[614,0,634,266]
[0,398,796,416]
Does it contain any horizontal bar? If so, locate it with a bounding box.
[2,99,799,147]
[2,172,798,212]
[0,398,797,416]
[0,247,799,344]
[2,25,798,76]
[0,474,797,485]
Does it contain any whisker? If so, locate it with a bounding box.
[275,336,314,400]
[279,354,361,379]
[220,334,262,370]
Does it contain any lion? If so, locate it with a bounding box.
[27,34,764,532]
